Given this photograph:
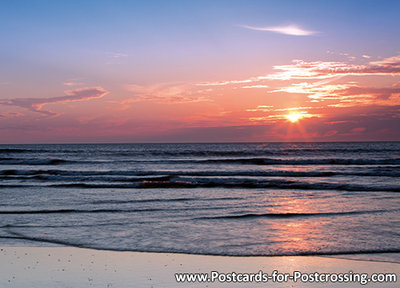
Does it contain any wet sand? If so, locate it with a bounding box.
[1,246,398,287]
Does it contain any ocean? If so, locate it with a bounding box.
[1,142,399,261]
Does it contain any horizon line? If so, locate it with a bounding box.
[1,140,399,145]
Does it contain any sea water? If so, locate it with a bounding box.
[0,142,399,261]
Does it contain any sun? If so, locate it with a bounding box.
[285,113,303,123]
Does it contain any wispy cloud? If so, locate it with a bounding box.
[119,83,211,107]
[196,79,253,86]
[0,87,108,116]
[246,105,321,123]
[271,82,354,99]
[249,111,320,124]
[240,24,317,36]
[326,86,400,107]
[63,78,84,86]
[264,55,400,81]
[273,79,400,107]
[241,85,269,89]
[194,55,400,92]
[369,55,400,69]
[105,52,128,65]
[246,105,274,112]
[63,82,83,86]
[107,52,128,59]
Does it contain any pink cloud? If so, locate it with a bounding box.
[189,54,400,93]
[123,83,211,105]
[196,79,254,86]
[271,82,353,99]
[324,130,338,137]
[264,55,400,80]
[0,87,108,116]
[63,78,84,87]
[321,85,400,107]
[271,78,400,107]
[63,81,84,86]
[352,127,366,133]
[241,85,269,89]
[340,86,400,99]
[370,56,400,68]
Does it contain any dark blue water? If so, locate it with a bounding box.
[0,142,399,260]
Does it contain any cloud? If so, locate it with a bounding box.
[264,55,400,81]
[272,78,400,106]
[272,82,355,100]
[241,85,269,89]
[246,105,274,112]
[105,52,128,65]
[246,105,315,112]
[249,112,319,123]
[122,83,211,106]
[193,54,400,94]
[370,55,400,68]
[274,79,400,108]
[274,106,316,112]
[108,52,128,59]
[196,79,253,86]
[64,82,80,86]
[246,104,321,123]
[340,86,400,100]
[0,87,108,116]
[325,86,400,107]
[63,78,85,87]
[393,80,400,87]
[63,81,84,86]
[240,24,317,36]
[260,54,400,109]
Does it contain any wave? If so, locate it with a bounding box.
[2,176,399,192]
[50,176,400,192]
[2,167,400,178]
[197,209,396,220]
[0,148,32,153]
[0,208,165,214]
[88,196,241,205]
[0,204,233,215]
[2,155,400,166]
[190,157,400,165]
[0,158,69,165]
[96,147,400,157]
[1,230,400,258]
[1,146,399,156]
[0,221,138,229]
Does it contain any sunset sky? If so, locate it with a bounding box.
[1,0,399,143]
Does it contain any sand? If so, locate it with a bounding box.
[1,246,398,287]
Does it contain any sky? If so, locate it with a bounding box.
[0,0,400,143]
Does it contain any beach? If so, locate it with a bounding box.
[2,0,400,286]
[1,246,399,287]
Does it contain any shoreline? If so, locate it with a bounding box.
[1,246,399,287]
[3,238,399,263]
